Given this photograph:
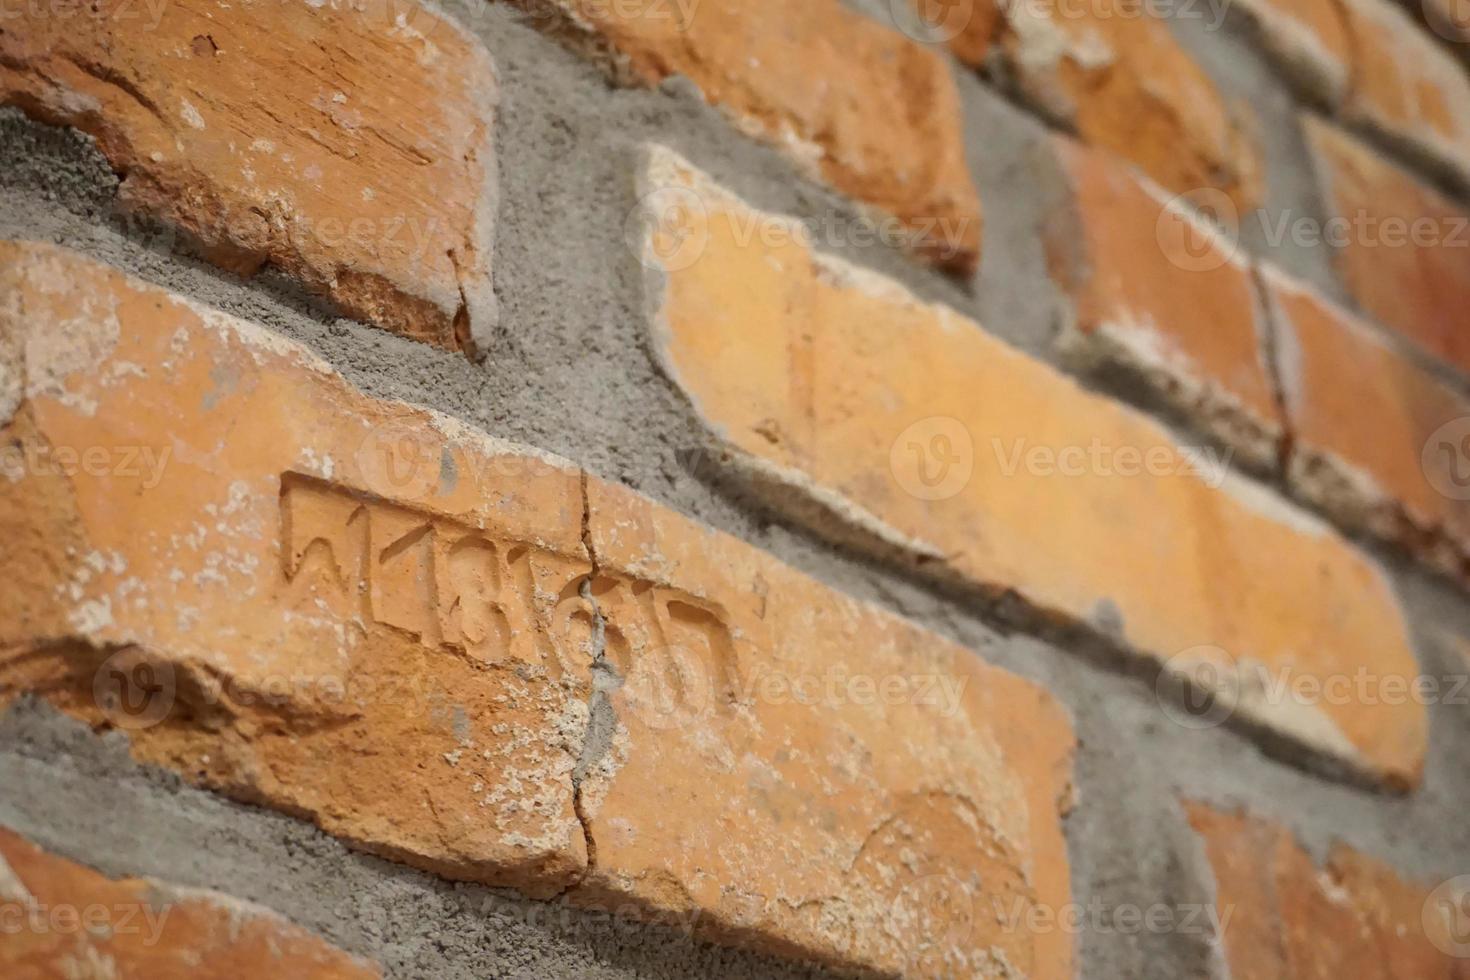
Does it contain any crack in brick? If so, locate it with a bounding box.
[564,467,614,891]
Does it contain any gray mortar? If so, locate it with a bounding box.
[1167,6,1352,300]
[0,703,837,980]
[3,2,1470,978]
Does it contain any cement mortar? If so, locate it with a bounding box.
[2,2,1469,977]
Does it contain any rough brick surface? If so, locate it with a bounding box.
[1338,0,1470,185]
[519,0,982,274]
[1304,116,1470,377]
[1234,0,1470,181]
[929,0,1262,212]
[1043,138,1283,469]
[0,827,380,978]
[1229,0,1353,105]
[1185,803,1468,978]
[0,241,1076,978]
[0,0,498,354]
[639,145,1425,789]
[1263,264,1470,583]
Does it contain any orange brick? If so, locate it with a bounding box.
[0,241,1076,977]
[1338,0,1470,185]
[1044,138,1283,469]
[1185,802,1466,979]
[927,0,1262,212]
[1263,264,1470,582]
[1304,116,1470,377]
[638,145,1424,788]
[0,827,379,978]
[521,0,981,274]
[1228,0,1354,105]
[1225,0,1470,181]
[0,0,497,354]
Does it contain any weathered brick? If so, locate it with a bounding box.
[1043,137,1283,469]
[638,145,1425,788]
[1231,0,1470,182]
[1185,802,1467,978]
[1338,0,1470,185]
[0,0,497,354]
[1304,115,1470,377]
[1263,263,1470,583]
[926,0,1262,212]
[0,241,1076,977]
[518,0,982,274]
[1228,0,1356,106]
[0,827,380,978]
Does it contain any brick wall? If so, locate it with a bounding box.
[2,0,1470,975]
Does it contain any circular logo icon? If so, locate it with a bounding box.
[626,185,709,273]
[620,645,714,733]
[890,417,974,501]
[893,873,976,971]
[92,650,176,731]
[1155,188,1241,273]
[1425,876,1470,958]
[1424,0,1470,41]
[889,0,975,42]
[1156,645,1240,730]
[354,424,443,501]
[1423,417,1470,501]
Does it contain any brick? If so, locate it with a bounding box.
[1185,802,1467,978]
[1043,138,1283,469]
[1304,116,1470,377]
[1338,0,1470,186]
[1232,0,1470,182]
[0,241,1077,977]
[1263,263,1470,582]
[638,145,1425,789]
[0,827,379,978]
[0,0,497,354]
[1227,0,1355,106]
[519,0,981,274]
[926,0,1262,212]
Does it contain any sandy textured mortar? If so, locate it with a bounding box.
[0,703,833,980]
[3,1,1470,977]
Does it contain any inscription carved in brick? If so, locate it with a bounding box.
[0,241,1076,978]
